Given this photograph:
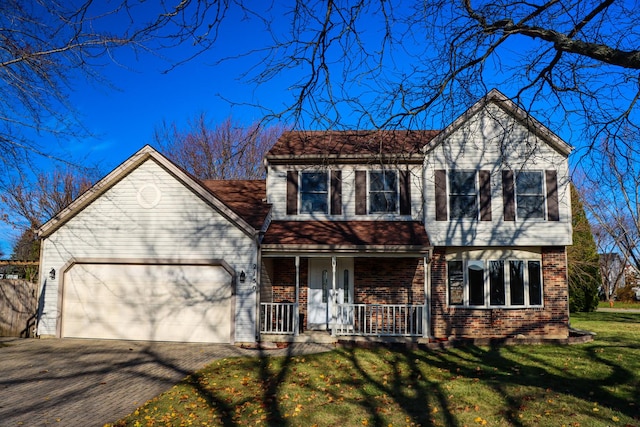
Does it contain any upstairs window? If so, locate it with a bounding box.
[300,172,328,214]
[449,171,478,219]
[369,171,398,213]
[503,170,559,221]
[516,171,544,219]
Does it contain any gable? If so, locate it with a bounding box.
[39,146,260,239]
[424,89,572,158]
[423,97,573,247]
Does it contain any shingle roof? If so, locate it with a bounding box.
[202,180,270,230]
[262,220,431,251]
[267,130,439,160]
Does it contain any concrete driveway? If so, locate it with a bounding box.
[0,338,333,426]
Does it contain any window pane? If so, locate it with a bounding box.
[517,195,545,219]
[301,193,328,213]
[468,261,485,305]
[516,172,542,194]
[301,172,328,191]
[343,269,350,304]
[528,261,542,305]
[369,171,398,213]
[516,172,544,219]
[509,261,525,305]
[370,171,384,191]
[370,192,398,212]
[489,260,505,305]
[448,261,464,305]
[322,270,328,303]
[450,171,476,193]
[449,171,478,219]
[300,172,328,213]
[450,195,478,218]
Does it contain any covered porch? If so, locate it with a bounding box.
[258,221,432,342]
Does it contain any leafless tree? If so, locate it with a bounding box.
[153,115,284,180]
[578,132,640,300]
[0,0,236,173]
[4,1,640,158]
[1,168,96,232]
[217,0,640,141]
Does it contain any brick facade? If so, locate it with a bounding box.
[262,248,569,339]
[263,257,424,330]
[354,258,425,305]
[262,257,308,327]
[430,247,569,339]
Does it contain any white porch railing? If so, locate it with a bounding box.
[260,302,298,335]
[335,304,424,336]
[259,303,424,337]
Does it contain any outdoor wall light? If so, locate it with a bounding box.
[239,270,246,283]
[49,268,56,280]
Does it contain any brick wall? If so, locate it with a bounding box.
[354,258,424,305]
[430,247,569,339]
[263,257,308,327]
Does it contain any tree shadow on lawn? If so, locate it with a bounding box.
[136,313,639,427]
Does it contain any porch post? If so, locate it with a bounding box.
[331,256,337,337]
[424,253,432,339]
[294,256,300,336]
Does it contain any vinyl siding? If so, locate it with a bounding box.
[38,159,258,342]
[266,164,424,221]
[423,103,572,247]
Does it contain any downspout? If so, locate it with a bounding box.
[424,249,433,340]
[295,256,300,336]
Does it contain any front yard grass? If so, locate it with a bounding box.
[109,312,639,427]
[598,300,640,310]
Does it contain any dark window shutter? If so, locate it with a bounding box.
[399,170,411,215]
[502,170,515,221]
[286,171,298,215]
[331,170,342,215]
[435,169,447,221]
[355,170,367,215]
[545,170,559,221]
[479,170,492,221]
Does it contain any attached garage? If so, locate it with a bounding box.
[61,262,234,343]
[37,146,266,344]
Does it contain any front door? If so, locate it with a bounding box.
[307,258,354,330]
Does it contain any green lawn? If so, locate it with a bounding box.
[598,300,640,310]
[109,312,640,427]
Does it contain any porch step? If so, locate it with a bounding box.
[260,331,338,344]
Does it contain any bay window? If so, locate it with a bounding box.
[447,259,543,307]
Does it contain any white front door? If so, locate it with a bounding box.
[307,258,354,330]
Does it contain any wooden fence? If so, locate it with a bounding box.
[0,279,38,337]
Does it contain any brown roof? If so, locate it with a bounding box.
[262,220,431,251]
[202,180,270,230]
[267,130,439,159]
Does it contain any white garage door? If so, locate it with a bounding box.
[62,263,232,343]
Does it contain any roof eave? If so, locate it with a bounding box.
[265,153,425,165]
[261,244,431,255]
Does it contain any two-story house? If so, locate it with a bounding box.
[36,89,572,344]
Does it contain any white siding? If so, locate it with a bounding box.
[38,159,258,342]
[266,164,424,221]
[424,103,572,247]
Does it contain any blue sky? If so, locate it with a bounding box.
[0,1,619,256]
